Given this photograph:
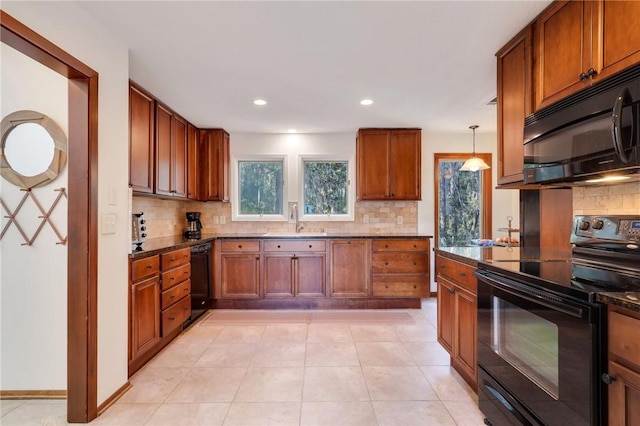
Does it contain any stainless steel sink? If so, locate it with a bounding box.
[262,232,328,237]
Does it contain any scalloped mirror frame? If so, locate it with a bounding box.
[0,109,67,188]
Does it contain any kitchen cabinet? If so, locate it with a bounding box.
[356,129,421,201]
[329,239,370,297]
[605,306,640,425]
[129,82,155,193]
[160,247,191,336]
[435,252,477,391]
[371,239,430,298]
[496,26,532,186]
[199,129,230,202]
[155,102,188,198]
[187,124,199,200]
[129,255,161,363]
[534,0,640,111]
[263,240,326,297]
[219,240,261,298]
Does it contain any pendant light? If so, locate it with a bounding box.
[459,125,490,172]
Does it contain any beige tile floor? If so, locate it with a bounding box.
[0,299,485,425]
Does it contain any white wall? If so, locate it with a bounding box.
[0,43,69,390]
[418,130,520,290]
[2,1,130,404]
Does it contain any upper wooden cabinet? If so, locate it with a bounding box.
[199,129,230,202]
[187,124,199,200]
[496,26,532,186]
[129,83,155,193]
[155,103,188,198]
[356,128,421,201]
[534,0,640,110]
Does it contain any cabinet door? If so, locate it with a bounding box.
[155,103,173,196]
[597,0,640,82]
[221,254,260,298]
[200,129,230,202]
[264,254,294,297]
[497,26,532,185]
[187,124,199,200]
[607,360,640,426]
[454,286,477,386]
[436,278,455,354]
[534,0,592,110]
[389,130,421,200]
[131,276,161,360]
[330,240,369,297]
[356,130,390,200]
[129,83,155,193]
[296,254,325,297]
[172,114,188,198]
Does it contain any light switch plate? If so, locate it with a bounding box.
[101,213,117,234]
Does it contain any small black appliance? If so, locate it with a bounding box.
[184,211,203,240]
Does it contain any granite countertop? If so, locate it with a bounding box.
[130,233,433,259]
[597,292,640,312]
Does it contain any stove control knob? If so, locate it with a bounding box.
[592,220,605,230]
[578,221,590,231]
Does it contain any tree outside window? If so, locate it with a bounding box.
[303,161,348,215]
[239,161,283,215]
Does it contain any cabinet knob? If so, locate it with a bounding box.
[385,285,389,289]
[238,245,242,249]
[579,71,589,81]
[602,373,616,385]
[169,316,176,320]
[448,288,455,295]
[385,262,389,266]
[308,245,312,248]
[170,295,175,299]
[184,288,188,292]
[440,264,446,269]
[256,256,260,260]
[184,271,189,275]
[385,244,388,248]
[587,67,597,78]
[146,265,153,269]
[170,258,175,262]
[413,262,417,266]
[413,285,417,289]
[459,272,466,277]
[277,245,281,248]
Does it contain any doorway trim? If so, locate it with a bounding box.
[1,10,99,423]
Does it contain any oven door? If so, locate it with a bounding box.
[476,269,602,426]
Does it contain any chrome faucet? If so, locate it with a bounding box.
[292,204,304,233]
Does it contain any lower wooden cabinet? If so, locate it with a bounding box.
[129,247,191,376]
[371,239,430,298]
[606,307,640,424]
[435,251,477,391]
[219,240,261,298]
[263,239,326,297]
[329,239,370,297]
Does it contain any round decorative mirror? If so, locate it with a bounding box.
[1,110,67,188]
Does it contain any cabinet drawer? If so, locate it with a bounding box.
[436,255,476,293]
[372,239,429,252]
[162,279,191,310]
[161,263,191,291]
[609,311,640,367]
[220,240,260,252]
[131,255,160,282]
[263,240,326,252]
[372,275,428,297]
[372,253,428,273]
[162,295,190,336]
[161,247,191,269]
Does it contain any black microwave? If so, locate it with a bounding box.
[523,64,640,185]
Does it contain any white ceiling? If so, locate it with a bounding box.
[79,1,551,135]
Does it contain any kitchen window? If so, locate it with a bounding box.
[300,157,354,221]
[237,159,285,218]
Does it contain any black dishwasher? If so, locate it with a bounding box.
[189,242,212,322]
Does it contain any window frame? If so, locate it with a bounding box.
[232,155,288,222]
[298,155,355,222]
[433,152,492,247]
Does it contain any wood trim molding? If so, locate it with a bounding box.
[1,10,99,423]
[97,381,131,417]
[0,390,67,400]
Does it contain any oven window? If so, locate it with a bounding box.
[492,297,559,399]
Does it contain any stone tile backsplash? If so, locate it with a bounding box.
[132,197,418,239]
[573,182,640,215]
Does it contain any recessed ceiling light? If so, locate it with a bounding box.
[253,99,267,106]
[287,129,297,134]
[360,99,373,106]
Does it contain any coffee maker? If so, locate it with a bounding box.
[184,212,203,240]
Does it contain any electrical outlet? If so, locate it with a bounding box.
[213,216,219,225]
[397,216,403,225]
[220,216,226,225]
[363,214,370,224]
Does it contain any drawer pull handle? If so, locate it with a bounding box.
[170,277,175,281]
[413,245,417,248]
[459,272,466,277]
[169,316,176,320]
[385,285,389,289]
[184,271,189,275]
[256,257,260,260]
[440,264,446,269]
[170,258,175,262]
[184,288,189,292]
[146,265,153,269]
[170,295,175,299]
[385,244,389,248]
[602,373,616,385]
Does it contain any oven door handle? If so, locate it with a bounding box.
[476,270,586,319]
